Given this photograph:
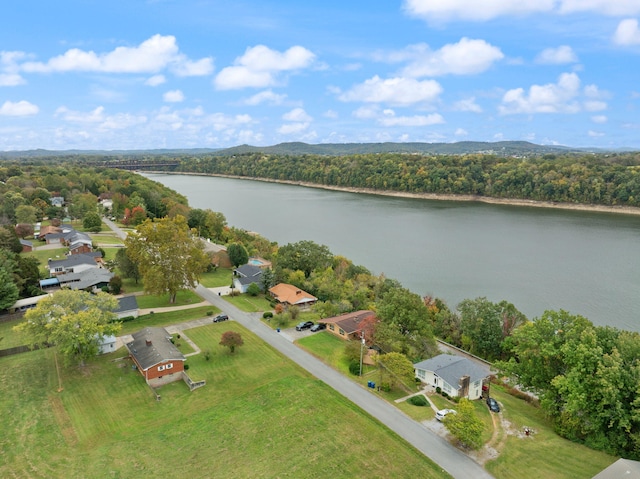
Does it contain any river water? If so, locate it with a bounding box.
[145,173,640,332]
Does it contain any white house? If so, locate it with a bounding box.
[414,354,490,400]
[232,264,263,293]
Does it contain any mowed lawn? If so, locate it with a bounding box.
[0,322,450,479]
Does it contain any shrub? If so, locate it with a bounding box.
[206,311,213,316]
[263,311,273,319]
[436,386,441,394]
[349,360,361,375]
[184,364,189,370]
[204,350,211,361]
[380,383,391,392]
[408,395,428,407]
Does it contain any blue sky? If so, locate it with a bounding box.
[2,0,640,151]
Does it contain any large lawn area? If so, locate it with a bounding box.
[0,322,450,479]
[198,267,233,288]
[136,289,204,309]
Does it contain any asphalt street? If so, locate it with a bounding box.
[195,285,494,479]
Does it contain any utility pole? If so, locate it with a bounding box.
[359,332,365,376]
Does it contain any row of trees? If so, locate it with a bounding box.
[175,152,640,207]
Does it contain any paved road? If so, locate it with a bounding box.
[195,285,494,479]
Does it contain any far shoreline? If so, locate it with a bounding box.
[145,171,640,217]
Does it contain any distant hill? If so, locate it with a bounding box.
[0,141,629,160]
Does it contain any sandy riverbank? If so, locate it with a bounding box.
[148,171,640,217]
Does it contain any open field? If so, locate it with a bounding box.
[0,317,26,348]
[0,322,450,479]
[198,268,233,288]
[88,233,124,245]
[119,306,216,335]
[223,293,272,313]
[136,289,204,309]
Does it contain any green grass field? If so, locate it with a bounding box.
[0,317,27,349]
[119,306,216,335]
[0,322,450,479]
[135,290,204,309]
[198,268,233,288]
[223,293,272,312]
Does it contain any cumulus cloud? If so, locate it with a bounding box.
[535,45,578,64]
[163,89,185,102]
[0,100,38,116]
[145,74,166,86]
[453,97,483,112]
[214,45,315,90]
[591,115,608,123]
[20,34,213,76]
[56,105,147,130]
[455,128,468,136]
[0,73,25,86]
[613,19,640,45]
[400,38,504,77]
[278,108,313,134]
[243,89,287,106]
[499,72,583,114]
[588,130,605,137]
[282,108,312,122]
[277,122,310,134]
[339,76,442,106]
[403,0,640,22]
[377,110,445,126]
[403,0,555,22]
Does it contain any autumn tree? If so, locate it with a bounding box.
[14,290,121,366]
[124,215,208,303]
[444,399,484,450]
[276,240,333,278]
[219,331,244,354]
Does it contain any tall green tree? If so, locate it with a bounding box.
[276,240,333,278]
[227,243,249,268]
[115,248,141,284]
[124,215,208,303]
[0,267,19,310]
[377,351,416,392]
[14,290,120,366]
[82,211,103,232]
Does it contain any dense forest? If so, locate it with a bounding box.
[174,151,640,207]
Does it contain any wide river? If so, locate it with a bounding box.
[146,173,640,332]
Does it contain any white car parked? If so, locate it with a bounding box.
[435,408,456,421]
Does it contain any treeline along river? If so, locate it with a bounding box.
[146,173,640,332]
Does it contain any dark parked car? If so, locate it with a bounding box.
[295,321,314,331]
[213,313,229,323]
[310,323,326,332]
[487,397,500,413]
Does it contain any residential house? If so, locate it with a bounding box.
[56,268,114,292]
[37,225,61,242]
[8,294,51,314]
[50,196,64,207]
[592,458,640,479]
[232,264,264,293]
[48,252,103,276]
[125,327,186,387]
[97,334,117,354]
[319,310,377,341]
[64,231,93,254]
[414,354,490,400]
[19,239,33,252]
[268,283,317,309]
[200,239,232,268]
[114,295,139,320]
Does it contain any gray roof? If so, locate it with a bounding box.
[414,354,489,387]
[115,295,138,313]
[592,459,640,479]
[57,268,114,290]
[20,239,33,247]
[126,327,185,371]
[48,253,102,269]
[235,264,262,278]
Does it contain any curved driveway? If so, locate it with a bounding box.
[195,285,494,479]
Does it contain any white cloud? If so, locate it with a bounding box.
[400,38,504,77]
[282,108,312,122]
[453,97,483,112]
[339,75,442,106]
[214,45,315,90]
[0,100,38,116]
[244,89,287,106]
[56,105,147,130]
[403,0,555,22]
[403,0,640,22]
[378,110,445,126]
[591,115,608,123]
[56,106,105,123]
[324,110,338,119]
[0,73,25,86]
[20,34,212,76]
[455,128,468,136]
[499,72,583,114]
[145,74,166,86]
[277,122,310,134]
[613,19,640,45]
[163,90,185,102]
[535,45,578,64]
[588,130,605,137]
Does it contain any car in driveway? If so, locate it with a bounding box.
[486,397,500,413]
[435,409,456,421]
[213,313,229,323]
[295,321,314,331]
[310,323,326,332]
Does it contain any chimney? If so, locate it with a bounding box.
[146,339,152,346]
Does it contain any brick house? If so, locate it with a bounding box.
[125,327,186,387]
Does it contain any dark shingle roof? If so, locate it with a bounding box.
[125,327,185,371]
[57,268,113,289]
[48,253,102,269]
[235,264,262,278]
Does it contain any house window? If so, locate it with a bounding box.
[339,328,345,336]
[166,363,173,370]
[329,324,334,331]
[158,365,166,372]
[443,383,452,394]
[417,370,425,380]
